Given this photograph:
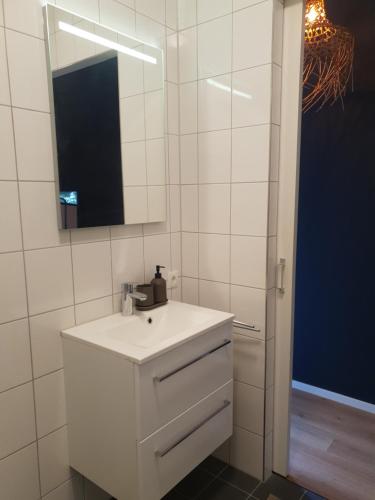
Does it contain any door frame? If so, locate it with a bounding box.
[273,0,305,477]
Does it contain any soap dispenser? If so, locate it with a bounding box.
[151,265,167,304]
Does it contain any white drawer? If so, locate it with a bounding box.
[137,380,233,500]
[135,323,232,439]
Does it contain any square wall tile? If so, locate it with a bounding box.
[233,0,263,9]
[232,125,271,183]
[198,74,232,132]
[198,130,231,183]
[135,14,165,47]
[232,66,272,128]
[199,280,230,312]
[30,307,75,379]
[56,0,101,20]
[122,141,147,186]
[110,223,143,240]
[233,333,265,388]
[179,27,197,83]
[137,0,165,23]
[231,285,266,338]
[0,181,22,252]
[145,47,164,88]
[230,426,264,480]
[231,183,269,236]
[178,0,197,30]
[75,296,113,326]
[181,232,198,278]
[0,319,32,393]
[167,33,178,84]
[99,0,135,35]
[13,108,55,181]
[198,15,232,80]
[4,0,45,39]
[144,233,171,281]
[111,237,144,292]
[71,227,110,245]
[180,134,198,184]
[0,252,28,324]
[34,370,66,438]
[38,426,72,496]
[167,83,179,136]
[182,277,199,305]
[181,184,198,231]
[25,246,74,316]
[166,0,177,30]
[146,138,166,184]
[6,30,49,112]
[197,0,232,23]
[72,242,112,303]
[0,444,40,500]
[199,233,230,282]
[145,90,164,139]
[0,106,16,180]
[169,185,180,232]
[231,236,267,288]
[148,185,167,222]
[168,134,180,185]
[121,94,145,142]
[0,29,10,105]
[0,383,36,459]
[199,184,230,234]
[19,182,69,250]
[234,381,264,435]
[233,2,273,71]
[171,232,181,275]
[180,82,197,134]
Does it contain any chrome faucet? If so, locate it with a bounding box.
[121,283,147,316]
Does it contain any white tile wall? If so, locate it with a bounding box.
[0,1,181,497]
[1,0,283,490]
[178,0,283,480]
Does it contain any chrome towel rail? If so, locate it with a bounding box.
[233,320,261,333]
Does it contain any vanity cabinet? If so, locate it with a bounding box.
[62,317,233,500]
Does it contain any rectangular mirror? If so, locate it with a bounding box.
[44,3,167,229]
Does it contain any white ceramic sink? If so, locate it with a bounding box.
[62,301,233,363]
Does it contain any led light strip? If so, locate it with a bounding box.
[58,21,157,65]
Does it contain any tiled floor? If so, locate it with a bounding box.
[161,457,326,500]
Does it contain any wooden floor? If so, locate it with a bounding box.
[289,389,375,500]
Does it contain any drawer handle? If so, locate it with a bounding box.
[233,320,261,333]
[154,339,232,383]
[155,400,231,458]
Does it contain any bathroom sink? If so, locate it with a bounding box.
[61,301,233,363]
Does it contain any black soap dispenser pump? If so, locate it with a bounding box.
[151,265,167,304]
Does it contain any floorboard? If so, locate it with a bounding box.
[289,389,375,500]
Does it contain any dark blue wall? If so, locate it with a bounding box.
[293,91,375,405]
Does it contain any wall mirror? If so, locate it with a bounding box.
[44,4,166,229]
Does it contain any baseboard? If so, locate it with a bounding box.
[292,380,375,415]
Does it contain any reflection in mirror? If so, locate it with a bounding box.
[44,4,166,228]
